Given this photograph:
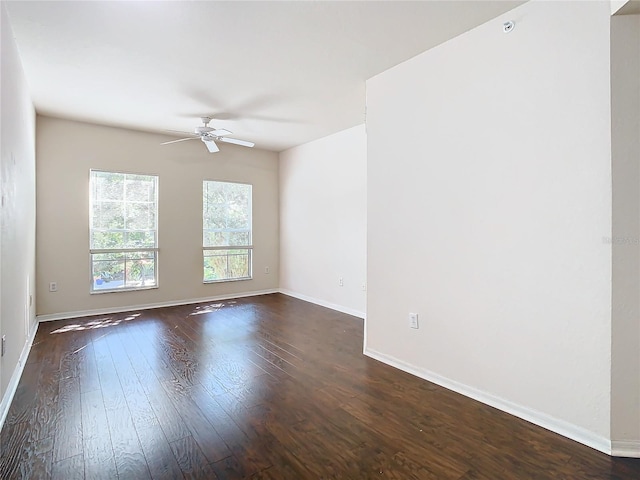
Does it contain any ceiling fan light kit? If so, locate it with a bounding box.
[160,116,255,153]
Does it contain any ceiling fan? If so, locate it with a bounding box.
[160,117,255,153]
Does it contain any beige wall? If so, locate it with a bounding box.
[279,125,367,317]
[0,4,37,407]
[366,0,613,452]
[611,12,640,454]
[36,116,279,317]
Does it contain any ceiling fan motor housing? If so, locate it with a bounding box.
[195,116,214,134]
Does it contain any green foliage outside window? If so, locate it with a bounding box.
[90,171,158,291]
[203,181,252,282]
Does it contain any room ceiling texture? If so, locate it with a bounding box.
[5,1,522,152]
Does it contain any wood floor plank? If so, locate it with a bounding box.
[1,294,638,479]
[125,320,177,383]
[26,335,49,365]
[161,376,231,463]
[91,330,128,412]
[104,328,160,430]
[78,341,101,394]
[105,403,152,479]
[190,388,247,446]
[0,422,31,478]
[29,437,54,479]
[81,388,117,479]
[136,424,185,480]
[52,453,84,480]
[52,375,83,462]
[30,357,61,442]
[138,373,192,443]
[4,434,56,480]
[170,435,219,479]
[4,361,43,425]
[211,454,253,480]
[58,330,91,380]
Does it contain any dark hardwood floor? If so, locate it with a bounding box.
[1,293,638,479]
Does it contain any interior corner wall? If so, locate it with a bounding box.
[366,0,613,451]
[279,125,366,318]
[610,12,640,455]
[36,116,279,317]
[0,5,37,398]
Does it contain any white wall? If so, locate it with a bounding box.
[0,4,37,410]
[36,116,279,318]
[366,0,613,452]
[610,12,640,455]
[279,125,366,317]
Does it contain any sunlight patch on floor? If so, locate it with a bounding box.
[49,312,141,334]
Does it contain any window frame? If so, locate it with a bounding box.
[202,179,253,283]
[89,169,159,294]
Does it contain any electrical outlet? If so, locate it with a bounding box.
[49,282,58,292]
[264,266,270,274]
[338,276,344,287]
[361,283,367,291]
[409,313,419,329]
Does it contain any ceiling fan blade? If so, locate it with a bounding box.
[219,137,255,148]
[211,128,232,137]
[202,138,219,153]
[161,137,198,145]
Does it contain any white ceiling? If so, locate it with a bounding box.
[5,0,522,152]
[618,0,640,14]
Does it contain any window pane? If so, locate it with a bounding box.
[92,253,125,290]
[90,170,158,292]
[204,249,250,282]
[203,180,252,281]
[203,230,228,247]
[124,231,156,249]
[94,171,124,201]
[203,204,221,228]
[203,180,252,247]
[126,252,156,287]
[228,231,250,246]
[92,251,156,291]
[91,231,125,249]
[125,175,156,202]
[92,201,125,231]
[227,214,248,230]
[126,202,156,230]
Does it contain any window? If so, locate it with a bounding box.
[203,180,252,282]
[90,170,158,292]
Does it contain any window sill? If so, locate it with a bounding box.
[203,277,252,284]
[90,285,159,295]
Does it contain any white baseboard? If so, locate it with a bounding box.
[611,440,640,458]
[36,289,280,322]
[0,321,38,431]
[364,347,613,456]
[279,289,365,319]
